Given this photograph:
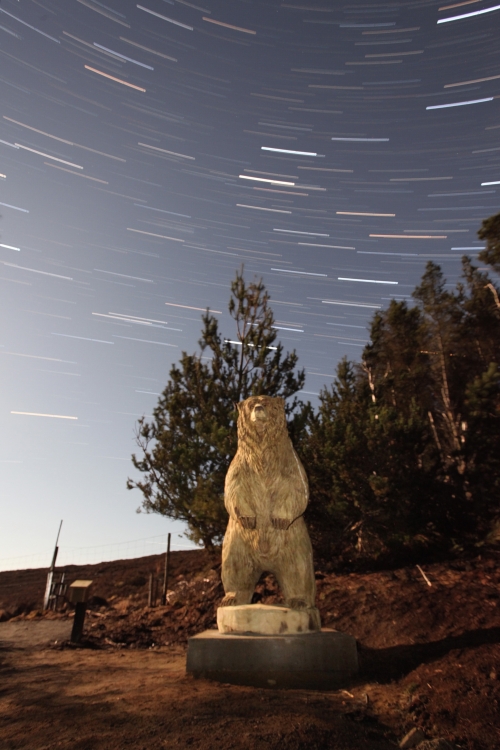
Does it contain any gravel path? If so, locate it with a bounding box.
[0,619,72,647]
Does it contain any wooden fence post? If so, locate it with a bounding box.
[148,573,154,607]
[161,533,171,606]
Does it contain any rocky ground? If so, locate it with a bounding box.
[0,547,499,749]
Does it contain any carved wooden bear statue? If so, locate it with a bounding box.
[221,395,316,610]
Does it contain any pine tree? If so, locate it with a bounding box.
[362,299,432,417]
[412,262,467,479]
[303,358,370,560]
[457,257,500,539]
[127,268,309,548]
[360,301,446,552]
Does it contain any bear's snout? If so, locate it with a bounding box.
[251,403,267,422]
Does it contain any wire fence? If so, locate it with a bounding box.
[0,534,199,572]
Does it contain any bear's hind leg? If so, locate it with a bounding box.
[273,521,316,610]
[221,567,260,606]
[221,557,261,605]
[221,522,261,606]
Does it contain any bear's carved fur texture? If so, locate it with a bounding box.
[221,395,316,610]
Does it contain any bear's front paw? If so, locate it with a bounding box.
[221,593,237,606]
[271,516,291,530]
[238,515,256,530]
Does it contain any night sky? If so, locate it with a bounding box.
[1,0,499,570]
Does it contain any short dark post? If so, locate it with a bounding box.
[68,580,93,643]
[71,602,87,643]
[161,533,171,606]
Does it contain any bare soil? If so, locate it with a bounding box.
[0,548,499,749]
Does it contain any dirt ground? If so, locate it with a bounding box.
[0,548,499,749]
[0,639,402,750]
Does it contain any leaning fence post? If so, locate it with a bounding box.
[43,520,63,611]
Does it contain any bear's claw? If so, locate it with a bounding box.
[221,593,237,606]
[238,515,256,530]
[271,516,291,530]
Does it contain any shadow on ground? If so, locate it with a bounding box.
[358,626,500,682]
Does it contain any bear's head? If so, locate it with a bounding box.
[236,396,287,444]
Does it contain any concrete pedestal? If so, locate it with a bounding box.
[186,628,358,689]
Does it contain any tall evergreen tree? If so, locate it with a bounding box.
[457,257,500,538]
[412,261,467,478]
[303,358,370,560]
[362,299,432,417]
[127,268,309,548]
[359,300,446,549]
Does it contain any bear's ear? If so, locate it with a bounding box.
[235,401,241,411]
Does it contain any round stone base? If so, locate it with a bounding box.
[217,603,321,635]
